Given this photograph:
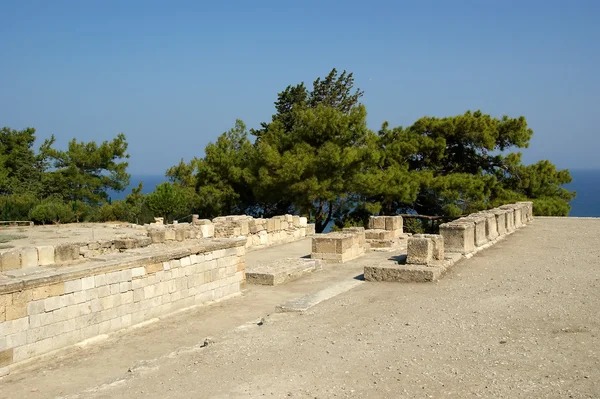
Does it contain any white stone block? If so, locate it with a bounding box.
[27,299,46,315]
[97,285,111,298]
[36,245,55,266]
[94,274,108,287]
[3,316,29,335]
[200,224,214,238]
[131,267,146,278]
[44,295,63,312]
[20,247,39,267]
[110,283,120,295]
[81,276,95,290]
[119,281,132,293]
[180,256,191,267]
[105,271,121,285]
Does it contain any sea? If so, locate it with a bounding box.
[109,170,600,217]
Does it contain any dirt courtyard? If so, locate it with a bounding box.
[1,217,599,398]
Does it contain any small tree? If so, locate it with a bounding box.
[145,182,190,223]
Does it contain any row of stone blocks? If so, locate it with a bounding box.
[311,227,366,263]
[147,214,315,250]
[439,202,533,255]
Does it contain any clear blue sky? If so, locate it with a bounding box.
[1,0,598,174]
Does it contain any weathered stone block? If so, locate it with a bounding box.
[292,215,300,227]
[200,224,214,238]
[54,244,80,264]
[19,247,38,268]
[368,216,386,230]
[500,206,516,232]
[306,224,316,236]
[1,250,21,271]
[439,222,475,254]
[365,229,395,240]
[406,236,433,265]
[461,216,487,247]
[36,246,55,266]
[148,229,166,243]
[384,216,403,233]
[299,217,308,227]
[477,212,499,241]
[273,218,281,231]
[418,234,445,260]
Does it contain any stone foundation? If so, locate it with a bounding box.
[311,229,366,263]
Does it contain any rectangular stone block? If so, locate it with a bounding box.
[306,224,316,236]
[36,246,55,266]
[365,229,395,240]
[299,217,308,227]
[1,250,21,271]
[406,236,433,265]
[0,348,13,367]
[20,247,38,268]
[462,216,487,247]
[384,216,403,233]
[500,206,515,232]
[439,222,475,255]
[54,244,80,264]
[477,212,499,241]
[148,229,166,243]
[368,216,386,230]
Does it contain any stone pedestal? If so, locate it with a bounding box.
[439,222,475,255]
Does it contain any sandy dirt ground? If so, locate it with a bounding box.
[1,218,599,398]
[0,223,147,251]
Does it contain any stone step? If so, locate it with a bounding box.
[246,258,322,286]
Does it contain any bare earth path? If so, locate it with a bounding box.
[1,218,599,398]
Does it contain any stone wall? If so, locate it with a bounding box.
[0,238,246,376]
[0,214,315,273]
[148,214,315,250]
[439,202,533,256]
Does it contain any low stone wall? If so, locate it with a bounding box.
[148,214,315,250]
[0,238,246,376]
[365,215,404,248]
[439,202,533,256]
[311,228,366,263]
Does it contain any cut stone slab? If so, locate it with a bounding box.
[246,258,322,286]
[364,253,462,283]
[276,279,363,313]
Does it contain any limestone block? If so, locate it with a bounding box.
[368,216,386,230]
[500,206,515,232]
[365,229,395,240]
[1,250,21,271]
[462,216,487,247]
[54,244,80,264]
[266,219,275,233]
[34,246,54,266]
[200,224,214,238]
[280,221,289,230]
[164,229,176,241]
[273,218,281,232]
[285,214,294,223]
[406,236,433,265]
[212,216,227,223]
[384,216,403,233]
[292,215,300,227]
[419,234,445,260]
[174,227,186,241]
[239,220,249,236]
[306,224,316,236]
[517,201,533,222]
[113,238,137,250]
[477,212,499,241]
[299,217,308,227]
[258,230,269,245]
[439,222,475,254]
[513,207,523,228]
[489,209,507,236]
[19,247,39,268]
